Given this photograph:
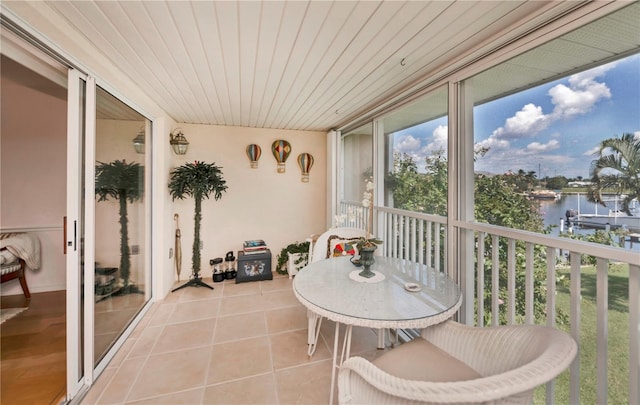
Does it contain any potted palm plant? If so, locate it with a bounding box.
[95,159,144,293]
[168,160,227,291]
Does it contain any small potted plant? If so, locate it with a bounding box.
[276,241,310,277]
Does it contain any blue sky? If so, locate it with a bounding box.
[393,53,640,179]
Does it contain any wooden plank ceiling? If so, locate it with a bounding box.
[3,1,610,131]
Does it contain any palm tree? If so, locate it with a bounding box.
[95,159,144,291]
[587,133,640,215]
[168,161,227,289]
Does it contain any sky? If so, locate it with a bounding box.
[393,53,640,179]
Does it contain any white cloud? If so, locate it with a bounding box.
[395,134,421,153]
[477,136,510,151]
[422,125,448,154]
[477,104,549,153]
[548,63,614,119]
[525,139,560,153]
[493,103,550,140]
[583,146,600,156]
[634,131,640,140]
[480,64,614,158]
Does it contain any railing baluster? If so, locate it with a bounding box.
[546,246,557,327]
[492,235,499,326]
[426,221,433,269]
[546,246,557,404]
[410,217,416,262]
[630,264,640,405]
[525,242,534,325]
[392,214,398,258]
[570,251,581,404]
[477,232,485,327]
[418,219,424,265]
[404,216,410,259]
[508,238,516,325]
[597,257,608,405]
[435,223,441,273]
[399,216,405,259]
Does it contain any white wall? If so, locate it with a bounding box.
[165,124,326,289]
[1,76,67,295]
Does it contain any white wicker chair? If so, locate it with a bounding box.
[338,320,577,404]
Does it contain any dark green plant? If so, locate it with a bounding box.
[276,241,310,275]
[168,161,227,277]
[95,159,144,290]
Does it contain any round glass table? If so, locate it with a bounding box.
[293,255,462,403]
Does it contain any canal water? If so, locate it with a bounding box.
[536,193,640,252]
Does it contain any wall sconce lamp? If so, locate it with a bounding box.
[132,126,145,154]
[170,128,189,155]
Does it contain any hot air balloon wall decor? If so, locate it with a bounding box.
[271,139,291,173]
[246,144,262,168]
[297,153,314,182]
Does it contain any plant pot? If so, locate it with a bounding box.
[358,245,377,278]
[287,252,308,278]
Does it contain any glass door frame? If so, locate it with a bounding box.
[66,68,95,398]
[67,69,155,401]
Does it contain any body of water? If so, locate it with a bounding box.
[536,192,639,252]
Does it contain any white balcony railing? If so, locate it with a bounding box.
[339,201,640,404]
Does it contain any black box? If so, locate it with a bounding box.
[236,249,272,283]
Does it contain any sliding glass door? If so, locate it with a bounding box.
[66,70,152,400]
[93,86,151,365]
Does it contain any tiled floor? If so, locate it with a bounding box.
[81,274,384,404]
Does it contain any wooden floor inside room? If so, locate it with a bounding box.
[1,290,66,405]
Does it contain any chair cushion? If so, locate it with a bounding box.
[327,235,361,258]
[372,338,481,382]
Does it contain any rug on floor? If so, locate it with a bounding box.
[0,307,28,324]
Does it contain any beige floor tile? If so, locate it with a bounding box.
[221,280,261,297]
[270,329,332,370]
[126,346,212,401]
[262,289,300,310]
[213,312,267,343]
[147,302,176,327]
[202,373,278,404]
[275,360,333,405]
[80,281,391,405]
[109,337,135,368]
[130,308,154,338]
[218,294,265,316]
[126,388,204,404]
[265,305,308,334]
[128,325,164,358]
[168,298,220,324]
[260,277,293,293]
[206,336,272,384]
[97,356,146,404]
[160,287,183,303]
[152,318,216,354]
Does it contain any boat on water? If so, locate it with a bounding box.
[529,190,561,200]
[568,197,640,232]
